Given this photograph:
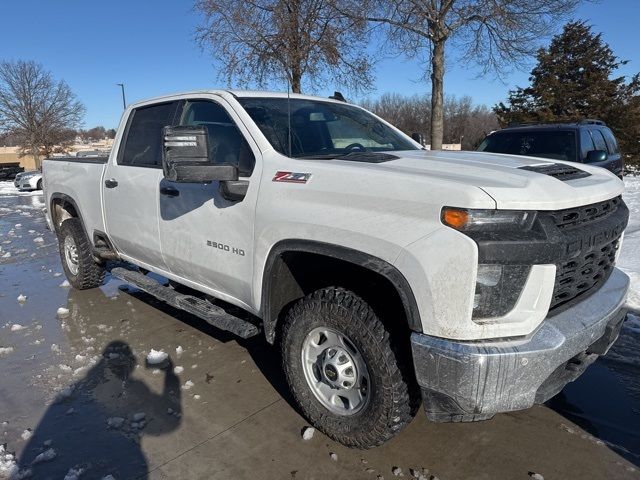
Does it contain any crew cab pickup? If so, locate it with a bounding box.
[42,90,630,448]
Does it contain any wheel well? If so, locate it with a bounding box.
[263,249,419,344]
[51,198,79,232]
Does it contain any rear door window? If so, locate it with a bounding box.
[589,130,608,152]
[119,101,180,167]
[580,131,595,161]
[601,128,620,154]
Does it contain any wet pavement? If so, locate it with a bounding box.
[1,181,639,479]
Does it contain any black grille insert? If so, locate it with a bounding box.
[547,196,622,230]
[520,163,591,181]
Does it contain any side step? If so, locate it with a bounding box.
[110,267,260,339]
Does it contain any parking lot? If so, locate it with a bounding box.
[1,182,639,479]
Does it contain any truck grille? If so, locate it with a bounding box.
[550,237,619,310]
[547,197,625,312]
[548,196,622,229]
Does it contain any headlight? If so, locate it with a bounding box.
[441,207,536,232]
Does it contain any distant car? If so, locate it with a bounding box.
[0,163,24,180]
[477,120,623,178]
[14,170,43,190]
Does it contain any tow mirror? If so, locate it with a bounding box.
[585,149,608,164]
[162,126,238,183]
[411,132,424,145]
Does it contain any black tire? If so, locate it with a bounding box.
[281,287,416,448]
[58,218,105,290]
[36,179,42,190]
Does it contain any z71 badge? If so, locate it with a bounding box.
[272,171,312,184]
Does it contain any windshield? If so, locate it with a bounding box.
[478,130,577,161]
[237,97,418,158]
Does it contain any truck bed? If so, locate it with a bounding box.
[42,156,109,238]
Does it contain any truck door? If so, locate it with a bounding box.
[103,100,180,270]
[158,98,260,308]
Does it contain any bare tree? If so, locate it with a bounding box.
[194,0,372,93]
[350,0,580,150]
[0,60,85,167]
[360,92,497,149]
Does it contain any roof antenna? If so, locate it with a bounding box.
[287,77,292,157]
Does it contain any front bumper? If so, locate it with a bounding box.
[411,267,629,422]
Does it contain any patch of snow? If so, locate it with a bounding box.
[57,307,70,318]
[0,347,14,355]
[132,412,146,422]
[301,426,315,441]
[529,474,544,480]
[107,417,125,429]
[329,452,338,461]
[0,444,20,478]
[392,467,403,476]
[193,394,201,400]
[620,177,640,310]
[33,237,44,243]
[146,349,168,364]
[66,408,75,415]
[176,346,184,357]
[21,429,32,441]
[102,475,116,480]
[10,324,25,332]
[173,366,184,374]
[32,448,57,464]
[2,252,10,259]
[64,466,84,480]
[181,380,194,390]
[17,294,27,303]
[74,354,86,363]
[56,385,74,402]
[51,344,60,353]
[59,280,70,288]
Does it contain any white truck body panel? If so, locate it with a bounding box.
[43,90,627,341]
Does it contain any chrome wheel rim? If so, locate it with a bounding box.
[64,235,79,275]
[301,327,370,416]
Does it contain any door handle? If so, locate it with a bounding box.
[104,178,118,188]
[160,186,180,197]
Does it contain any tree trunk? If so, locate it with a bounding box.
[430,38,446,150]
[291,68,302,93]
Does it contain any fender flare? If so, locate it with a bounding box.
[260,239,422,343]
[49,193,90,238]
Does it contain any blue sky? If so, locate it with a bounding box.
[1,0,638,128]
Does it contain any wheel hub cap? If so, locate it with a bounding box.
[301,327,370,416]
[64,235,79,275]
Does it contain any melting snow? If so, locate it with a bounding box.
[10,324,25,332]
[32,448,57,464]
[181,380,194,390]
[33,237,44,243]
[16,294,27,303]
[146,349,168,364]
[173,366,184,374]
[0,347,14,355]
[176,346,184,357]
[302,426,315,441]
[60,280,70,288]
[57,307,70,318]
[21,429,32,441]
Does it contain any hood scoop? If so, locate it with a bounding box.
[519,163,591,181]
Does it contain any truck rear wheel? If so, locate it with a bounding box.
[58,218,105,290]
[281,287,416,448]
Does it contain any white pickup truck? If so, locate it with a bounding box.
[43,90,630,448]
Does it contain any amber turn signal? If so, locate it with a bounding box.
[441,207,469,229]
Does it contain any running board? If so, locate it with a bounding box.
[110,267,259,339]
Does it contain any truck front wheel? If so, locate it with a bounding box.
[58,218,105,290]
[281,287,416,448]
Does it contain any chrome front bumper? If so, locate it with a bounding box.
[411,267,629,422]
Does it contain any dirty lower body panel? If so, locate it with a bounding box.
[411,267,629,422]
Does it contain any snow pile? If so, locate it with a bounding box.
[181,380,194,390]
[64,467,84,480]
[60,280,70,288]
[0,444,23,478]
[146,349,168,364]
[173,366,184,374]
[301,426,315,441]
[10,324,25,332]
[20,429,32,441]
[175,346,184,357]
[0,347,14,356]
[56,307,70,318]
[16,294,27,303]
[32,448,57,464]
[620,176,640,310]
[33,237,44,243]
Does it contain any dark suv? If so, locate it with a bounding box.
[477,120,623,178]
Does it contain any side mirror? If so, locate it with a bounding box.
[585,149,608,164]
[162,126,238,183]
[411,132,424,144]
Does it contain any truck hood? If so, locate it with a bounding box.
[333,150,624,210]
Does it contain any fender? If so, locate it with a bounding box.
[260,239,422,343]
[49,193,90,238]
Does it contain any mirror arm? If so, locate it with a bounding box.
[220,180,249,202]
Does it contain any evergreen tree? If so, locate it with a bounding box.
[495,21,640,165]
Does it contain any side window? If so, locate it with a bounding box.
[580,130,595,161]
[119,101,180,167]
[590,130,607,152]
[602,128,620,154]
[179,100,255,176]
